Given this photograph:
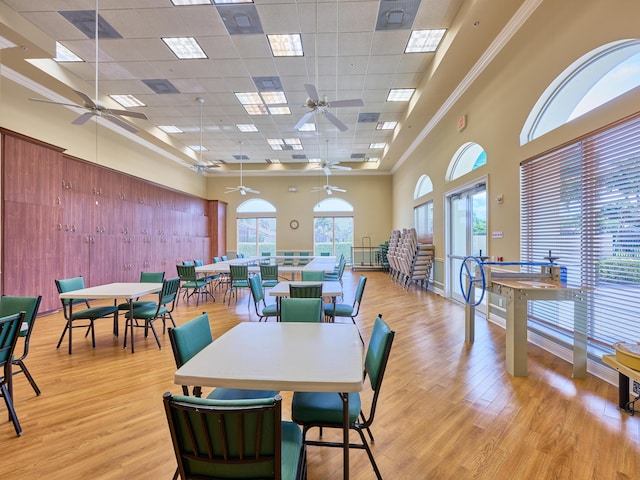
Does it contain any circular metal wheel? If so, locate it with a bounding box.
[459,256,486,306]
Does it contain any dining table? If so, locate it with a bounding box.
[196,255,337,280]
[58,282,162,354]
[268,280,343,320]
[174,321,364,480]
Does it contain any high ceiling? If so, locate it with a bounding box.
[0,0,471,176]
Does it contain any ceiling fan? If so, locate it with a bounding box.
[295,84,364,132]
[312,174,347,195]
[29,0,147,133]
[190,98,220,175]
[225,142,260,195]
[313,159,352,176]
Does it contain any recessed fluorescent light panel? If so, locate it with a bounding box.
[369,142,386,149]
[214,0,254,3]
[162,37,207,59]
[109,95,146,108]
[237,124,259,132]
[268,138,303,151]
[158,125,184,134]
[266,158,281,164]
[405,29,446,53]
[260,91,287,105]
[267,34,303,57]
[268,106,291,115]
[235,92,262,104]
[377,121,398,130]
[387,88,415,101]
[55,42,82,62]
[243,105,268,115]
[171,0,211,5]
[189,145,209,151]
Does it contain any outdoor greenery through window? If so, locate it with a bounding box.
[520,112,640,353]
[236,198,277,257]
[314,217,353,262]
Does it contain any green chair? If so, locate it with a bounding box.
[0,296,42,396]
[249,275,279,322]
[194,259,219,295]
[280,298,323,323]
[55,276,120,352]
[117,271,165,311]
[260,264,280,290]
[297,252,311,266]
[225,264,250,306]
[283,252,295,266]
[176,264,211,306]
[291,314,395,480]
[289,283,322,299]
[163,392,305,480]
[0,312,26,436]
[320,252,331,256]
[123,277,181,350]
[325,275,367,343]
[301,270,324,282]
[261,251,272,265]
[168,312,278,399]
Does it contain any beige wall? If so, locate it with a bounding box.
[391,0,640,265]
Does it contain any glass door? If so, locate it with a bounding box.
[447,184,486,303]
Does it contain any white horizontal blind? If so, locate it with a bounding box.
[521,113,640,350]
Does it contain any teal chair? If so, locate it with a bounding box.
[280,298,323,323]
[260,264,280,290]
[168,312,278,399]
[225,264,250,306]
[0,296,42,396]
[117,271,165,311]
[55,276,119,352]
[289,283,322,299]
[123,277,181,350]
[0,312,26,436]
[291,314,395,480]
[283,252,295,266]
[194,259,219,295]
[297,252,311,266]
[325,275,367,343]
[249,275,278,322]
[163,393,306,480]
[301,270,324,282]
[176,264,211,306]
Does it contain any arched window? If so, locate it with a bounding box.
[414,174,433,199]
[521,39,640,144]
[313,198,353,261]
[313,198,353,212]
[236,199,276,257]
[446,142,487,182]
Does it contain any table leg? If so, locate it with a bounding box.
[572,289,588,378]
[129,298,135,354]
[464,287,476,344]
[505,289,528,377]
[68,302,73,355]
[340,392,349,480]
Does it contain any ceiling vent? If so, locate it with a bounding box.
[217,4,263,35]
[60,10,122,39]
[143,79,180,94]
[375,0,420,31]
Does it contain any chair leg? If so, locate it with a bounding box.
[56,322,70,349]
[13,360,41,396]
[0,383,22,436]
[355,427,382,480]
[147,320,162,349]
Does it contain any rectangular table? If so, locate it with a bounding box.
[58,282,162,354]
[174,322,363,480]
[196,256,337,280]
[268,281,343,320]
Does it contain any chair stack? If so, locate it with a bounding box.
[386,228,434,291]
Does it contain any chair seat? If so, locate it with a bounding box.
[128,304,166,320]
[181,280,207,289]
[70,305,118,320]
[232,280,250,288]
[262,280,278,288]
[117,300,156,310]
[291,391,361,424]
[324,303,355,317]
[261,304,278,316]
[207,388,280,400]
[281,421,304,480]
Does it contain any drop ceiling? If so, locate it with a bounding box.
[0,0,467,176]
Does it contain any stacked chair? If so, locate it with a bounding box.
[386,228,434,290]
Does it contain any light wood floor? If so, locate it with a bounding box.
[1,270,638,479]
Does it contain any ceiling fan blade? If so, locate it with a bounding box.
[332,164,352,171]
[108,109,148,120]
[73,89,97,108]
[323,111,348,132]
[29,98,84,109]
[304,84,319,102]
[245,187,260,194]
[328,99,364,108]
[323,166,332,176]
[333,187,347,192]
[295,111,315,130]
[72,112,95,126]
[104,114,139,133]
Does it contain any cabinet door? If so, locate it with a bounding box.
[63,157,97,196]
[4,201,64,312]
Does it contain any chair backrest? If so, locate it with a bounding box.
[289,283,322,298]
[353,275,368,310]
[249,274,265,306]
[55,276,89,310]
[0,295,41,340]
[280,298,323,323]
[163,392,283,480]
[260,264,279,281]
[230,264,249,282]
[365,315,395,393]
[301,270,324,282]
[320,252,330,256]
[222,255,229,260]
[213,257,222,263]
[283,252,294,265]
[168,312,213,369]
[193,259,204,267]
[182,260,194,266]
[0,312,25,371]
[297,252,310,265]
[176,264,197,282]
[139,271,165,283]
[160,277,181,307]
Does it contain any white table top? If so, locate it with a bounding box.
[196,256,336,274]
[268,281,343,297]
[58,282,163,300]
[174,322,363,393]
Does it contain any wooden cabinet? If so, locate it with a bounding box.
[1,130,225,313]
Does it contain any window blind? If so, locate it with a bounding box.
[521,113,640,351]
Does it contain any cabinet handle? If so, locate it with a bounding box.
[57,224,63,231]
[56,196,61,205]
[71,225,76,232]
